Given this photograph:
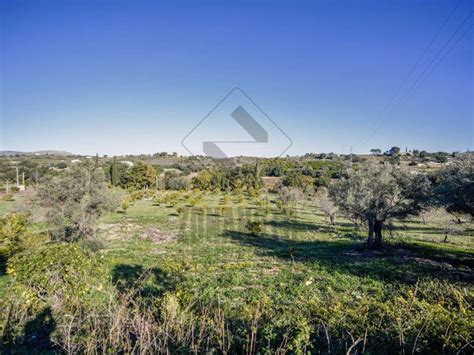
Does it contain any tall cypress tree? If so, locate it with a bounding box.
[111,156,118,187]
[94,153,99,169]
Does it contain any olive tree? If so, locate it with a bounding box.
[38,164,118,242]
[329,164,430,247]
[278,186,303,206]
[320,196,338,225]
[432,157,473,220]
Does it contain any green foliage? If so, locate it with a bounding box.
[164,172,189,191]
[432,151,449,163]
[261,158,296,176]
[0,213,28,257]
[389,146,401,155]
[191,170,214,190]
[38,164,119,242]
[125,162,157,190]
[330,163,431,246]
[222,194,231,205]
[313,175,330,188]
[121,199,130,213]
[278,186,303,207]
[192,165,262,192]
[110,156,119,186]
[1,154,473,353]
[245,220,264,235]
[432,158,473,216]
[389,154,400,165]
[281,171,314,192]
[0,188,473,353]
[6,244,108,308]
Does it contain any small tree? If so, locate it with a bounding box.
[278,186,303,218]
[320,196,338,225]
[330,164,430,247]
[388,146,401,155]
[126,163,157,190]
[420,208,464,243]
[0,213,28,257]
[38,164,118,242]
[121,199,130,214]
[111,156,119,187]
[278,186,303,207]
[432,158,473,219]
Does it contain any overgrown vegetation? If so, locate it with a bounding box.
[0,153,472,353]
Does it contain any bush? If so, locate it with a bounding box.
[37,165,119,242]
[166,176,189,191]
[6,243,108,308]
[246,221,264,236]
[121,200,130,213]
[0,213,29,258]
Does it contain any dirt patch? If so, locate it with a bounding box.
[98,222,142,241]
[140,227,178,244]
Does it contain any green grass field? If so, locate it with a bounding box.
[1,191,473,352]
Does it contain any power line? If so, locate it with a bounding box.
[380,12,472,123]
[417,21,473,90]
[381,0,463,115]
[359,10,473,148]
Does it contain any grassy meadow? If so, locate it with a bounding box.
[2,188,472,353]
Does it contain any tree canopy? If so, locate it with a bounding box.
[38,164,118,241]
[432,158,473,217]
[330,163,431,247]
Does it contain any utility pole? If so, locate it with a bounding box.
[6,180,9,194]
[16,167,19,186]
[35,169,39,186]
[22,172,25,187]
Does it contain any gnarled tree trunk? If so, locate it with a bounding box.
[373,220,383,247]
[367,219,374,247]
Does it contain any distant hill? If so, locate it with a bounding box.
[0,150,75,156]
[0,151,26,156]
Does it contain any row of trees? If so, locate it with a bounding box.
[191,164,262,191]
[24,155,473,248]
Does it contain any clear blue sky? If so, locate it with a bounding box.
[0,0,472,156]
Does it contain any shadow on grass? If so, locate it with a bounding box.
[265,220,345,234]
[0,254,6,277]
[24,307,56,351]
[224,230,474,284]
[1,307,58,354]
[112,263,180,298]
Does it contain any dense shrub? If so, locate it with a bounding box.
[281,171,314,192]
[165,176,189,191]
[38,165,119,242]
[0,213,29,258]
[6,244,108,307]
[246,221,264,236]
[192,165,262,192]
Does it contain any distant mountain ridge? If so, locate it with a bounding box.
[0,150,75,156]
